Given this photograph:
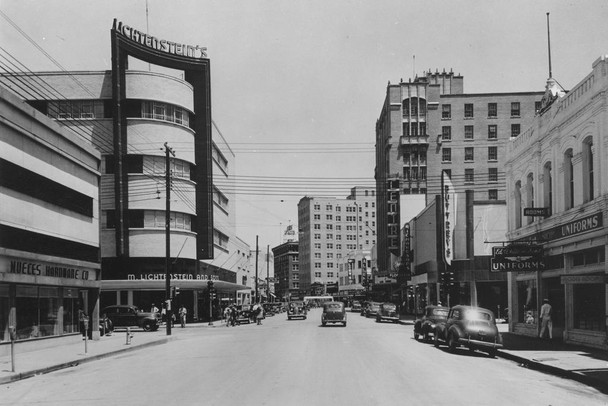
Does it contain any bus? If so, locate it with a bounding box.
[303,296,334,308]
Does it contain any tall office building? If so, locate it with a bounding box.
[375,69,544,286]
[297,187,376,295]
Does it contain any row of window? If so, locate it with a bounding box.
[105,209,193,231]
[441,124,520,140]
[441,101,540,120]
[312,213,375,221]
[314,272,336,278]
[313,200,375,211]
[105,155,193,180]
[441,146,498,162]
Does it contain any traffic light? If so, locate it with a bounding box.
[172,286,180,298]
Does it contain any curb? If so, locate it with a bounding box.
[0,336,176,385]
[497,350,608,395]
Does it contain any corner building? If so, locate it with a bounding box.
[506,55,608,349]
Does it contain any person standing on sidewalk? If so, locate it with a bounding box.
[539,298,553,339]
[179,305,187,328]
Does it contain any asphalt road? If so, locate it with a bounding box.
[1,308,606,406]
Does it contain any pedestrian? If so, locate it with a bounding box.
[179,305,187,328]
[539,298,553,339]
[255,302,264,325]
[223,306,231,326]
[161,303,167,324]
[151,303,159,314]
[230,305,237,326]
[78,308,88,339]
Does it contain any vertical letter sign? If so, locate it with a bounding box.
[442,171,456,266]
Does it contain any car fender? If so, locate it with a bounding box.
[414,321,422,333]
[448,325,464,342]
[435,322,447,340]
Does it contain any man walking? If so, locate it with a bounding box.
[539,298,553,339]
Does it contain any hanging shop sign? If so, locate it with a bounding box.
[490,245,545,272]
[441,171,457,266]
[524,207,550,217]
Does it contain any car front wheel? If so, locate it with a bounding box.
[143,322,152,332]
[434,332,440,347]
[447,333,458,352]
[414,331,420,341]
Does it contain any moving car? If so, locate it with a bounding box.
[351,301,362,312]
[434,305,503,357]
[376,302,399,323]
[321,301,347,327]
[236,305,253,324]
[414,305,449,342]
[287,301,307,320]
[364,302,382,318]
[101,305,161,332]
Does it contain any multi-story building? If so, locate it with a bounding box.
[0,85,101,354]
[376,69,544,304]
[0,20,250,323]
[505,55,608,349]
[298,187,376,295]
[272,240,299,301]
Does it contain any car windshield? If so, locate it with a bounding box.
[371,303,380,309]
[432,309,448,317]
[465,310,492,321]
[326,303,342,310]
[383,304,396,310]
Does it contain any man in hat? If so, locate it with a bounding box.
[539,298,553,339]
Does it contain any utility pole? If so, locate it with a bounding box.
[164,142,175,336]
[255,235,259,303]
[266,245,270,303]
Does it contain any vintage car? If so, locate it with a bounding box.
[236,305,253,324]
[321,302,347,327]
[351,301,362,312]
[287,301,307,320]
[360,301,369,316]
[364,302,382,318]
[434,305,503,357]
[414,305,449,342]
[101,305,161,332]
[375,302,399,323]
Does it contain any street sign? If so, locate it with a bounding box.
[524,207,550,217]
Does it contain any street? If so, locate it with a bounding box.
[1,308,606,406]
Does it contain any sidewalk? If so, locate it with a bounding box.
[398,315,608,394]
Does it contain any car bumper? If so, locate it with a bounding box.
[458,337,503,350]
[378,316,399,321]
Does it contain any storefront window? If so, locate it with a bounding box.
[63,288,80,334]
[0,285,9,342]
[39,287,59,337]
[16,285,40,339]
[573,284,605,331]
[517,279,537,324]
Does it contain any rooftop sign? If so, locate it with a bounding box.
[113,19,208,59]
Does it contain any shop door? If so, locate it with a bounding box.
[546,277,565,336]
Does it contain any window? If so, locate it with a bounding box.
[488,146,498,161]
[543,162,553,216]
[141,101,190,127]
[564,149,574,210]
[488,168,498,182]
[488,125,497,140]
[465,169,474,184]
[314,214,320,220]
[314,243,321,249]
[514,181,522,228]
[442,104,451,119]
[488,103,497,118]
[442,148,451,162]
[511,124,521,137]
[314,204,320,210]
[326,204,333,211]
[511,102,520,117]
[489,189,498,200]
[314,234,321,240]
[583,137,594,203]
[464,147,474,161]
[48,100,105,119]
[464,125,474,140]
[315,253,321,259]
[326,243,333,249]
[326,215,333,220]
[326,224,333,230]
[442,126,452,141]
[213,230,229,249]
[526,173,534,225]
[464,103,474,118]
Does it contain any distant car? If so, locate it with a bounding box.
[321,302,347,327]
[360,301,369,316]
[351,301,362,312]
[365,302,382,318]
[287,301,307,320]
[434,305,503,357]
[414,305,449,342]
[236,305,253,324]
[101,305,161,332]
[376,302,399,323]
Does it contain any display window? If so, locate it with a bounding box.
[573,283,605,331]
[517,279,537,324]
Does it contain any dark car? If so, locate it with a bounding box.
[351,301,362,313]
[360,301,369,316]
[287,301,307,320]
[376,302,399,323]
[236,305,253,324]
[414,305,449,342]
[434,305,503,357]
[365,302,381,318]
[101,305,161,332]
[321,302,347,327]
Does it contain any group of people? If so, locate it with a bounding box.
[223,303,265,326]
[151,303,188,328]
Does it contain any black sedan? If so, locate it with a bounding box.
[413,305,449,342]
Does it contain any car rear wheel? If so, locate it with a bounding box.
[434,332,440,347]
[448,333,458,352]
[143,322,152,332]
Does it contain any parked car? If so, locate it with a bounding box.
[321,302,347,327]
[376,302,399,323]
[351,301,362,312]
[236,305,253,324]
[360,301,369,316]
[365,302,382,318]
[287,301,307,320]
[101,305,161,332]
[434,305,503,357]
[414,305,449,342]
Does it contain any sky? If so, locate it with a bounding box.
[1,0,607,251]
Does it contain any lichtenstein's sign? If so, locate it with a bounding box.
[113,19,208,59]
